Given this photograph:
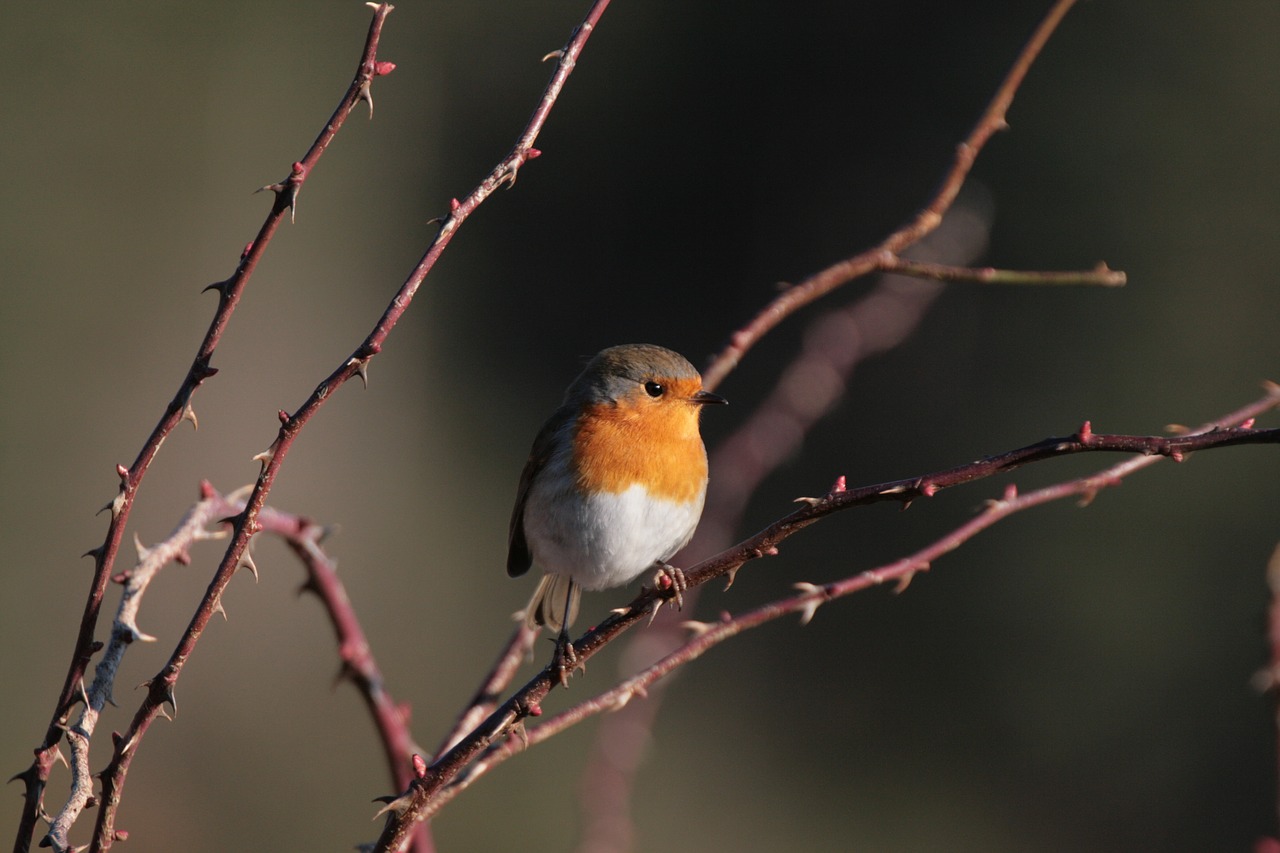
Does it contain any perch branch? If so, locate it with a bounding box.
[372,385,1280,843]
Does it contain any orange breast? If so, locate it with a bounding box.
[571,384,708,503]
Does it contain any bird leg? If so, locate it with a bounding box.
[652,562,687,614]
[549,628,584,687]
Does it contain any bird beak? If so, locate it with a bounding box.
[691,389,727,406]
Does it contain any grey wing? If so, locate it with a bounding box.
[507,408,573,578]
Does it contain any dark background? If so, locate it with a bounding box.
[3,2,1279,850]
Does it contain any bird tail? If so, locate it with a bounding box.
[523,574,580,632]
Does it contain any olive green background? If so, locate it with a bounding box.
[2,2,1278,851]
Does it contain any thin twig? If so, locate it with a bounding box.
[433,625,539,760]
[885,256,1126,287]
[16,11,398,852]
[257,504,433,853]
[700,0,1084,392]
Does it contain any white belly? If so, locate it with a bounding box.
[524,482,704,591]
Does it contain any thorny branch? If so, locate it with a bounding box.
[51,2,604,851]
[16,8,397,853]
[373,387,1280,842]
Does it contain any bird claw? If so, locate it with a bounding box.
[550,630,584,687]
[651,564,687,619]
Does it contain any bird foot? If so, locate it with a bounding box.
[550,630,584,687]
[651,563,687,617]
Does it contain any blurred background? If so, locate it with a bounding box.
[2,1,1279,850]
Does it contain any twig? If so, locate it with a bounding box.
[257,504,433,853]
[443,387,1280,797]
[14,9,397,853]
[372,386,1280,841]
[42,487,233,853]
[433,625,539,760]
[700,0,1085,392]
[82,1,607,849]
[884,257,1126,287]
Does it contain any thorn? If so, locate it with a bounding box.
[722,565,740,591]
[793,495,822,507]
[357,79,375,118]
[212,595,228,620]
[127,624,158,644]
[541,49,564,63]
[201,279,230,296]
[681,620,714,637]
[372,792,416,820]
[82,546,104,561]
[793,582,824,625]
[181,401,199,430]
[1076,488,1099,508]
[349,356,371,388]
[132,533,150,562]
[894,568,920,593]
[238,551,259,581]
[252,446,275,471]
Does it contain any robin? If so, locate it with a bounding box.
[507,343,726,683]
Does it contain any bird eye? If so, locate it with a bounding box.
[644,380,664,398]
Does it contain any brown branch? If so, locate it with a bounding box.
[437,387,1280,802]
[700,0,1085,392]
[884,256,1127,287]
[255,504,433,853]
[15,10,397,853]
[433,625,538,761]
[372,386,1280,841]
[78,2,608,850]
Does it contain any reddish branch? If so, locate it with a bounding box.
[700,0,1090,393]
[488,394,1280,770]
[371,389,1280,845]
[14,9,396,853]
[51,1,607,850]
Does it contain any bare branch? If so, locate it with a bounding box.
[16,8,397,851]
[701,0,1089,392]
[440,388,1280,798]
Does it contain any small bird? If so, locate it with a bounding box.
[507,344,726,682]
